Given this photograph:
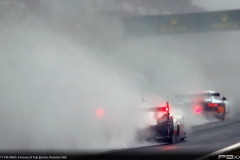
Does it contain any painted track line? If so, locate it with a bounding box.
[195,142,240,160]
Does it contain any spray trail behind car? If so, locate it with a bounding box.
[0,21,148,151]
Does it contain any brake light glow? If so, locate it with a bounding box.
[194,106,202,114]
[97,109,104,116]
[158,105,169,112]
[195,108,201,113]
[158,107,167,112]
[208,103,219,107]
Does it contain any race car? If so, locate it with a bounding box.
[175,90,229,121]
[136,102,186,144]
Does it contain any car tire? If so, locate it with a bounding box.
[180,132,186,140]
[167,118,175,144]
[219,107,226,121]
[226,106,230,120]
[168,136,175,143]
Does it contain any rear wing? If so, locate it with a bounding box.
[175,92,220,98]
[144,101,170,121]
[144,101,170,114]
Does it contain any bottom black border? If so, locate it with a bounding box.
[0,152,207,160]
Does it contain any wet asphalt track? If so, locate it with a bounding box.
[96,116,240,160]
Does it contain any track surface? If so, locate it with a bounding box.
[99,116,240,159]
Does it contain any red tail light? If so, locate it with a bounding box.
[208,103,219,107]
[158,107,168,112]
[195,108,201,114]
[97,109,104,116]
[194,106,202,114]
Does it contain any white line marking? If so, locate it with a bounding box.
[195,142,240,160]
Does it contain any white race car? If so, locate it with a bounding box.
[175,90,229,120]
